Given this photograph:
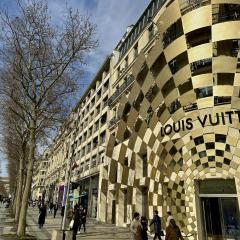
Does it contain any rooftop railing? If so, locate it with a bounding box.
[118,0,167,60]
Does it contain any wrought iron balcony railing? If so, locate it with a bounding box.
[108,116,121,128]
[180,0,211,15]
[108,74,135,106]
[191,58,212,76]
[162,29,184,49]
[213,8,240,24]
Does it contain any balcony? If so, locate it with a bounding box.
[213,6,240,24]
[162,20,184,49]
[191,58,212,76]
[180,0,211,15]
[183,102,198,112]
[108,116,121,128]
[108,74,135,106]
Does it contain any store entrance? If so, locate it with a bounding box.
[198,179,240,239]
[202,197,240,239]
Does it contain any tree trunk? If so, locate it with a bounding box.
[17,126,36,237]
[12,184,18,214]
[15,153,25,223]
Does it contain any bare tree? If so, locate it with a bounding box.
[0,0,98,236]
[1,99,29,222]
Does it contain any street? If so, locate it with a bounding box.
[0,204,135,240]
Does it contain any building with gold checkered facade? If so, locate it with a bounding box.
[99,0,240,239]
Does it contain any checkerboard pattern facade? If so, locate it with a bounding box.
[100,1,240,238]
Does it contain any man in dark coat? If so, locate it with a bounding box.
[38,204,47,228]
[150,210,161,240]
[79,207,87,232]
[72,205,81,240]
[53,203,58,218]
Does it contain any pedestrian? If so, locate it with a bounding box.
[166,211,174,227]
[72,206,81,240]
[130,212,141,240]
[38,204,47,228]
[79,207,87,233]
[53,203,58,218]
[150,210,162,240]
[136,216,148,240]
[66,207,74,229]
[49,202,54,214]
[165,219,184,240]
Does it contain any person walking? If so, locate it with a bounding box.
[130,212,141,240]
[38,204,47,228]
[72,205,81,240]
[165,219,184,240]
[49,202,54,214]
[150,210,161,240]
[79,207,87,233]
[53,203,58,218]
[136,216,148,240]
[166,211,174,227]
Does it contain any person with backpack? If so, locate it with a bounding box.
[165,219,184,240]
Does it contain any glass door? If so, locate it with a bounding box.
[202,197,240,240]
[221,198,240,238]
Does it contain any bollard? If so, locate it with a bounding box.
[51,229,64,240]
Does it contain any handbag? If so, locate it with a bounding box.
[69,219,74,230]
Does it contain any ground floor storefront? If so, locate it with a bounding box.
[70,174,99,218]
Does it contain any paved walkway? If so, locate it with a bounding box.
[26,207,134,240]
[0,204,140,240]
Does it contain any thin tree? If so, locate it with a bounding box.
[0,0,97,236]
[1,100,29,222]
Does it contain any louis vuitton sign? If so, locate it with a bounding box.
[160,111,240,137]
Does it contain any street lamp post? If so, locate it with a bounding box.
[61,147,74,231]
[61,116,78,233]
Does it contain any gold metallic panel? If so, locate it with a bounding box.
[188,43,212,63]
[182,5,212,34]
[212,22,240,42]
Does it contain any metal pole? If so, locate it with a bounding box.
[62,153,73,230]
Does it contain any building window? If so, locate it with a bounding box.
[100,113,107,126]
[91,155,97,168]
[195,86,213,99]
[142,153,148,177]
[85,160,90,170]
[168,99,181,114]
[95,120,99,131]
[133,43,138,58]
[100,131,106,144]
[93,137,98,149]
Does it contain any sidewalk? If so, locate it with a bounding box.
[1,205,154,240]
[26,207,134,240]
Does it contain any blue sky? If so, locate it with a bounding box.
[0,0,149,177]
